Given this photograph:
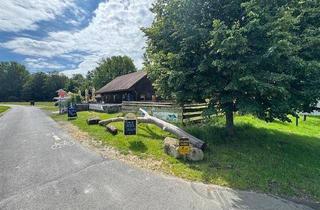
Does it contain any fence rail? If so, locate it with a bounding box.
[121,101,208,123]
[182,103,208,124]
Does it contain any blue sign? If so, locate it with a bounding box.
[68,106,77,118]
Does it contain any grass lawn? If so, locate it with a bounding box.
[53,111,320,202]
[0,106,10,114]
[0,101,58,112]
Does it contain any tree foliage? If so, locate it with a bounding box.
[66,74,87,93]
[0,62,68,101]
[0,55,137,101]
[144,0,320,133]
[91,56,136,89]
[0,62,29,101]
[44,72,68,100]
[22,72,48,101]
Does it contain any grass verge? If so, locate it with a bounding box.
[0,101,58,112]
[53,111,320,202]
[0,106,10,115]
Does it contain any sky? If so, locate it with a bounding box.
[0,0,155,76]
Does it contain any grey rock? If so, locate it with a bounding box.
[187,147,204,161]
[164,137,204,161]
[164,137,180,158]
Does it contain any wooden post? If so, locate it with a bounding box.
[303,115,307,121]
[106,125,118,135]
[296,116,299,126]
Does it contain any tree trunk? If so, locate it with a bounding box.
[226,109,234,136]
[99,109,207,150]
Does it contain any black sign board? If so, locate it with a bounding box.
[67,106,77,118]
[124,119,137,135]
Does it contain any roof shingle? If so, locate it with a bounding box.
[96,71,147,94]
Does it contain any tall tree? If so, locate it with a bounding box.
[44,72,68,100]
[22,72,48,101]
[0,62,29,101]
[66,74,87,93]
[92,56,136,89]
[144,0,320,135]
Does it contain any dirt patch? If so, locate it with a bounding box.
[58,121,164,171]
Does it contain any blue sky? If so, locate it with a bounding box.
[0,0,154,75]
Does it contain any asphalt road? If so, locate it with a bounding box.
[0,106,313,210]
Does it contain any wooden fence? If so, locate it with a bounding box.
[182,103,208,124]
[121,101,208,124]
[76,103,121,113]
[122,101,183,123]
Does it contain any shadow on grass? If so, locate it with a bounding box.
[183,123,320,201]
[129,140,148,153]
[67,117,77,121]
[137,125,164,140]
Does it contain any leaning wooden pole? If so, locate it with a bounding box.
[99,109,207,150]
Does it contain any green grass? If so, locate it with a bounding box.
[0,101,58,112]
[186,115,320,201]
[54,111,320,202]
[53,112,175,158]
[0,106,10,114]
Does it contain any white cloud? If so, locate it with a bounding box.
[24,58,65,71]
[1,0,155,75]
[0,0,76,32]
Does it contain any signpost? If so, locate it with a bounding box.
[124,113,137,135]
[178,137,190,157]
[57,89,67,114]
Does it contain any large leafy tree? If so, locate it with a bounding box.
[0,62,29,101]
[92,56,136,89]
[22,72,48,101]
[66,74,87,93]
[22,72,68,101]
[44,72,68,100]
[144,0,320,135]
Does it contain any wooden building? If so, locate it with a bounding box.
[96,71,154,104]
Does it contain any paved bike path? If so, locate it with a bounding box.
[0,106,313,209]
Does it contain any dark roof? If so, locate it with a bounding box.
[96,71,147,94]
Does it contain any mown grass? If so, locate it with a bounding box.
[0,106,10,114]
[0,101,58,112]
[53,112,175,158]
[53,111,320,202]
[186,115,320,201]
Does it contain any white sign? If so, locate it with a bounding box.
[153,111,178,122]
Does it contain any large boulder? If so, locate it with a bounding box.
[163,137,204,161]
[187,147,204,161]
[164,137,180,158]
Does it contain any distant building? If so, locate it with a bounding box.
[311,101,320,116]
[96,71,154,104]
[53,89,70,101]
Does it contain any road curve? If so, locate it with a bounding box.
[0,106,313,210]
